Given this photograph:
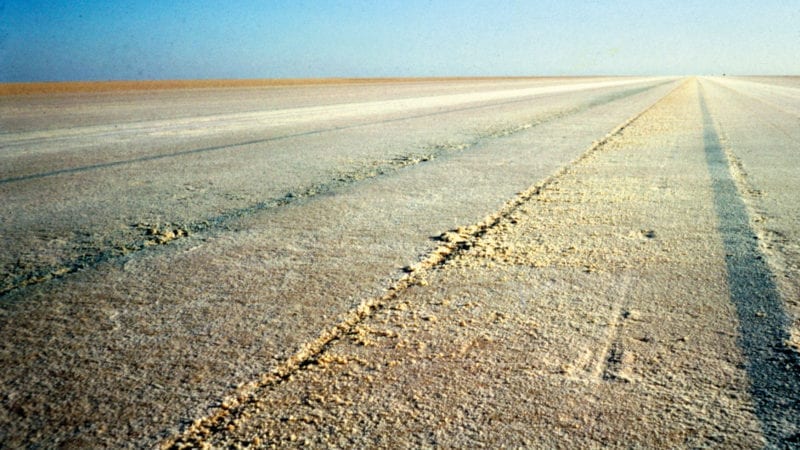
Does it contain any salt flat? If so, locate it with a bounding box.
[1,77,798,448]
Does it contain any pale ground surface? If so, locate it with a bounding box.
[166,79,800,449]
[1,77,798,448]
[0,77,666,296]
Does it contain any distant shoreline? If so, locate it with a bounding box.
[0,76,593,96]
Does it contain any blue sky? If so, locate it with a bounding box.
[1,0,798,81]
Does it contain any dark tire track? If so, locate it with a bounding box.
[700,85,800,447]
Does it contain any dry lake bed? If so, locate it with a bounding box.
[1,76,799,448]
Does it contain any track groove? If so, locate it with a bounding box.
[699,83,800,447]
[162,79,686,449]
[0,82,668,301]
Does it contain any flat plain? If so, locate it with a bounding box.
[1,76,798,448]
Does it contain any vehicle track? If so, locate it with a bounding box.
[0,78,657,148]
[0,82,668,300]
[163,79,687,449]
[699,80,800,446]
[164,76,800,449]
[2,79,685,448]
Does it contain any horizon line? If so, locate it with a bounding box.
[2,74,794,96]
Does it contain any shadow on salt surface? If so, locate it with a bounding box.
[700,88,800,447]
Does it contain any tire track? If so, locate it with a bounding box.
[701,78,800,360]
[0,82,671,301]
[0,82,668,184]
[706,78,800,119]
[0,78,661,150]
[0,95,542,183]
[699,84,800,447]
[162,80,687,449]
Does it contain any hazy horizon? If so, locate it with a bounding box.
[2,1,799,82]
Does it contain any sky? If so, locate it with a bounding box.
[1,0,798,82]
